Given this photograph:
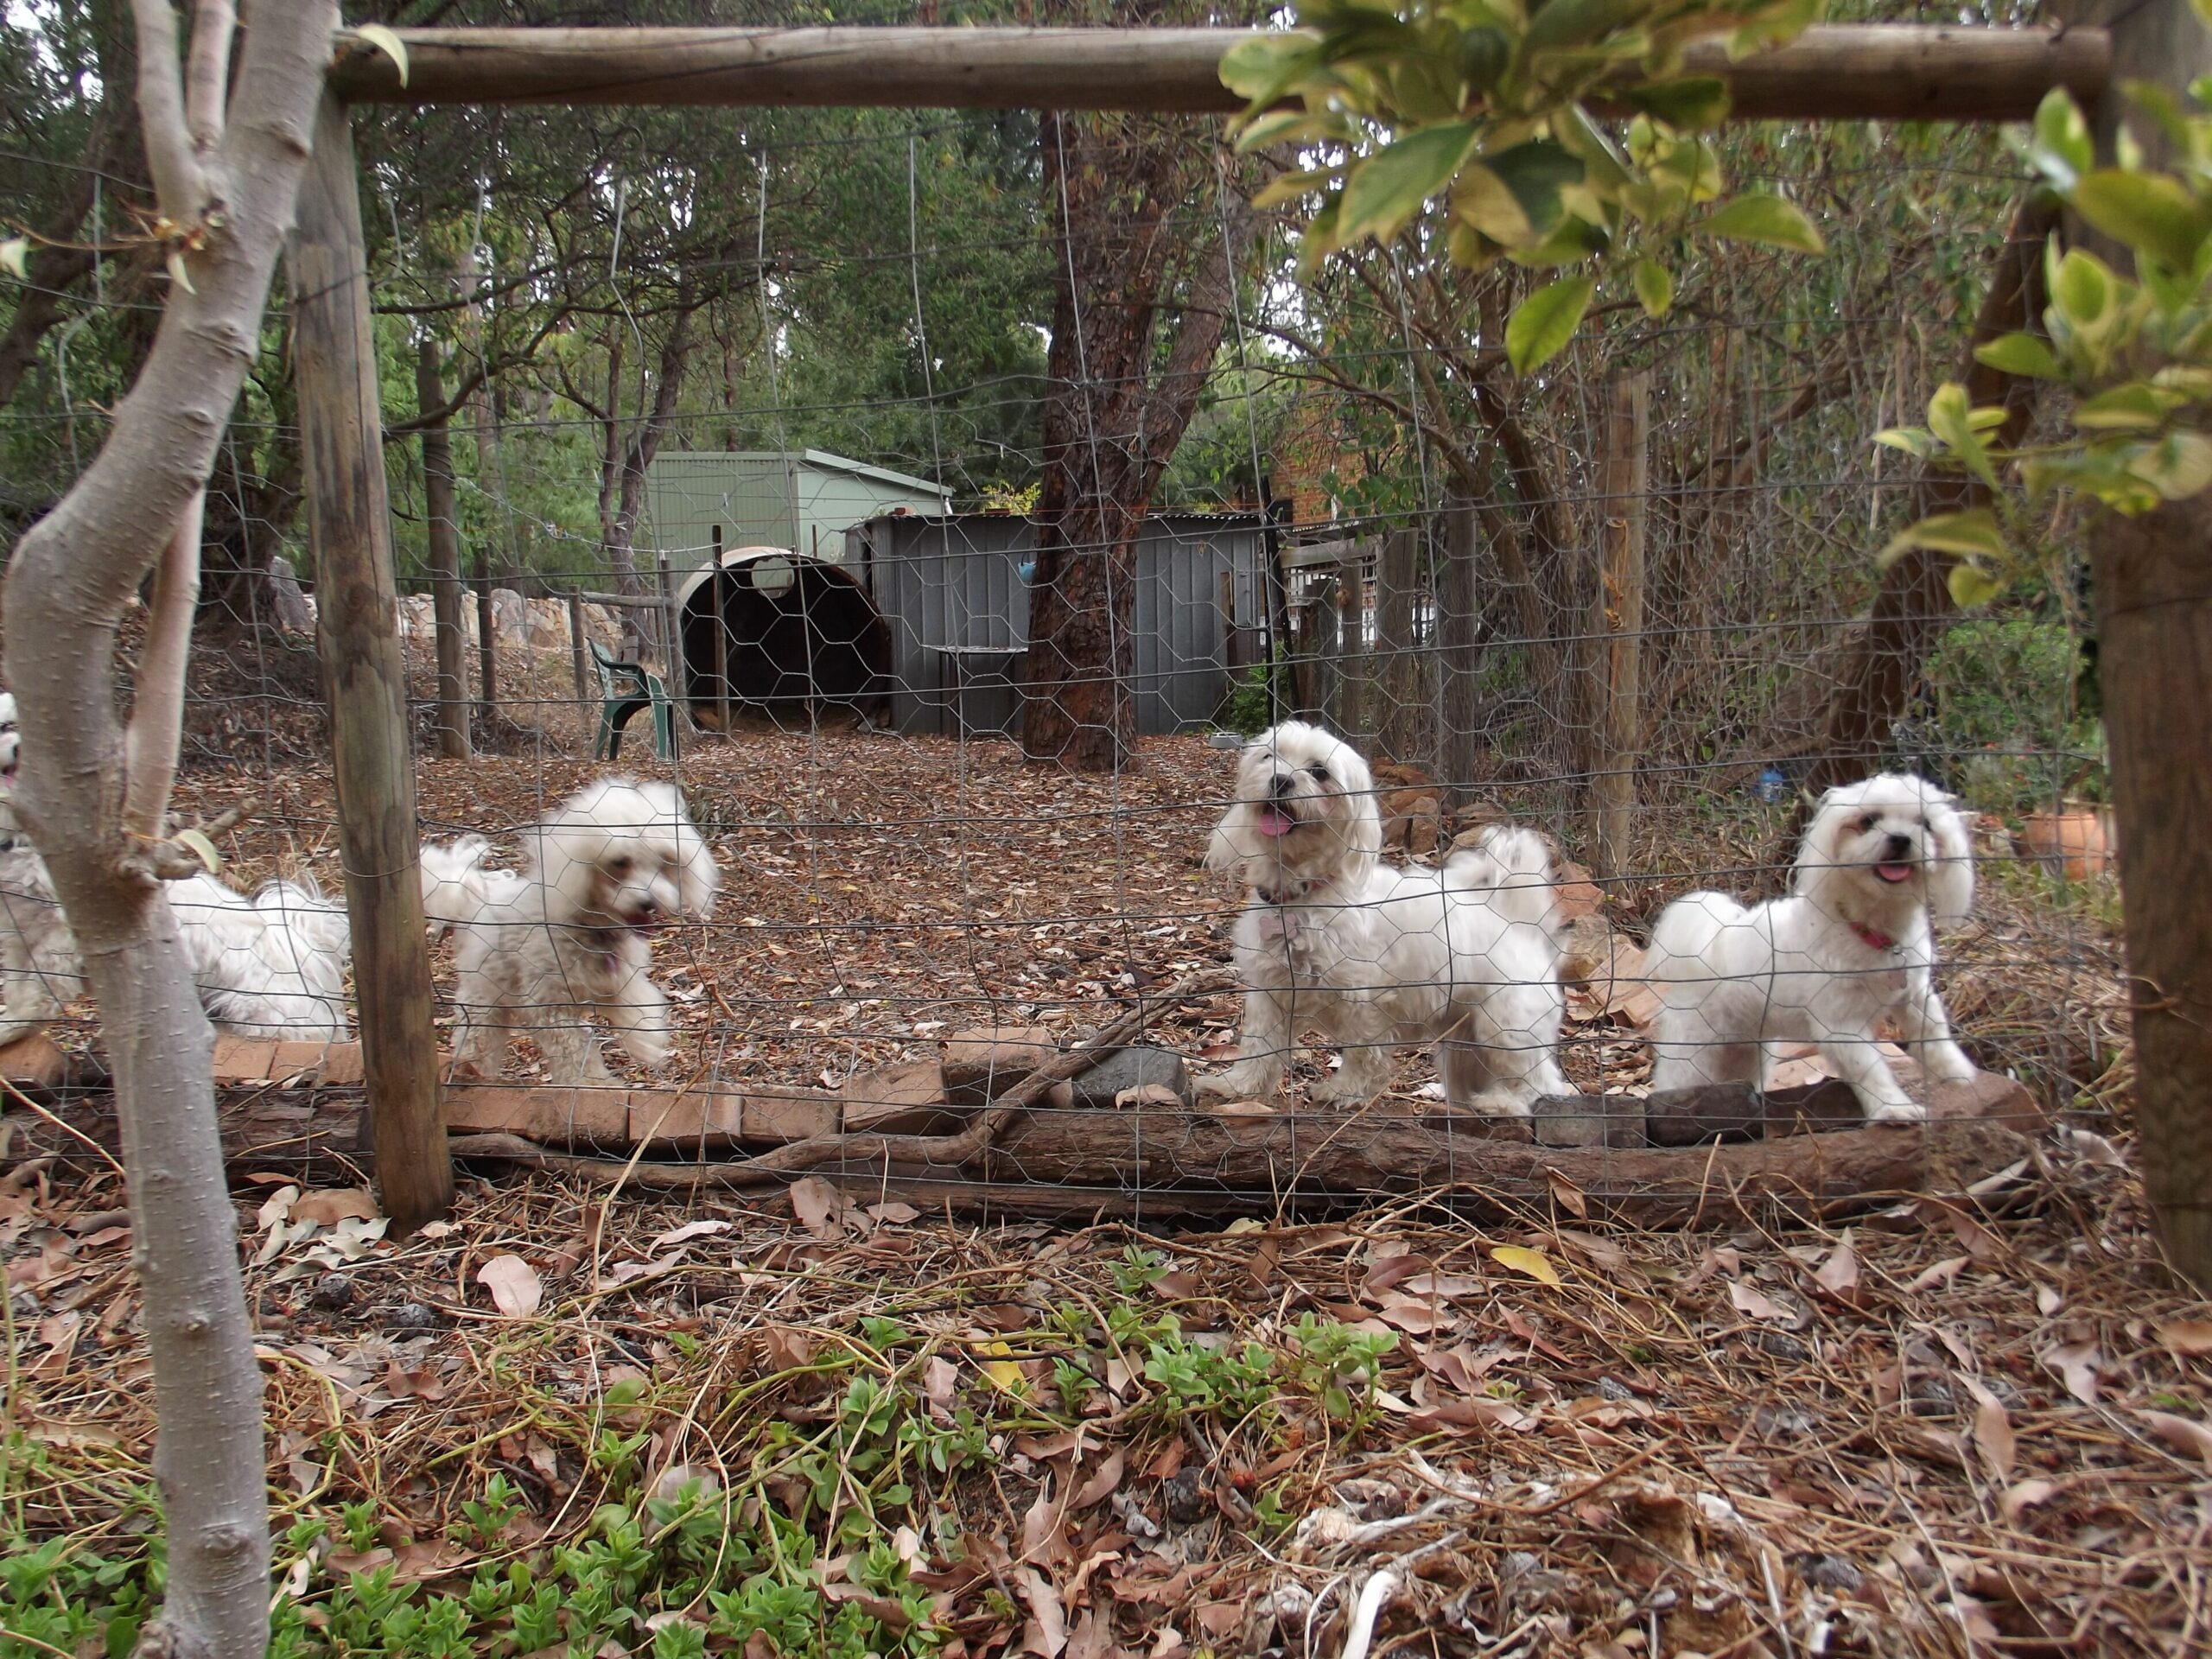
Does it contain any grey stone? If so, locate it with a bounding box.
[1067,1044,1192,1110]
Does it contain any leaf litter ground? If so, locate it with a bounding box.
[2,728,2201,1657]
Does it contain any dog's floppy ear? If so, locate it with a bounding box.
[1793,786,1851,892]
[639,782,721,918]
[1923,790,1976,925]
[1331,738,1382,887]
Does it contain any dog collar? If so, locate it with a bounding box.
[1848,918,1898,951]
[1255,876,1322,906]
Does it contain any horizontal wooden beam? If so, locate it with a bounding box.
[327,23,2107,122]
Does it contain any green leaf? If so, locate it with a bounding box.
[1233,110,1332,153]
[2196,0,2212,31]
[1504,274,1595,374]
[1221,30,1325,107]
[1697,191,1825,254]
[1928,381,1999,490]
[2028,88,2092,189]
[1878,506,2008,567]
[1509,214,1607,267]
[1632,257,1674,317]
[2069,169,2212,276]
[1872,425,1938,459]
[1521,0,1643,56]
[1338,122,1480,245]
[2075,380,2186,429]
[1948,562,2006,608]
[2128,429,2212,499]
[1972,332,2063,380]
[2051,248,2114,329]
[1452,139,1584,246]
[1619,77,1732,131]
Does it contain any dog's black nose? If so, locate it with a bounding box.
[1267,772,1296,801]
[634,893,660,916]
[1882,833,1915,860]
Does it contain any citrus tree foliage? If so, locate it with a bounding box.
[1879,62,2212,606]
[1217,0,1828,373]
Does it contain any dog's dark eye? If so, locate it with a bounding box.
[1309,765,1331,783]
[607,855,632,876]
[1858,813,1879,833]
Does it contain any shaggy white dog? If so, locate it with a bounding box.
[1643,772,1978,1122]
[0,692,355,1045]
[0,847,353,1045]
[419,834,527,941]
[447,779,720,1084]
[1197,721,1573,1116]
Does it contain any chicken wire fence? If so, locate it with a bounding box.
[0,100,2127,1216]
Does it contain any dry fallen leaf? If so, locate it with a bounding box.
[2139,1408,2212,1469]
[291,1187,381,1226]
[1547,1170,1588,1219]
[1071,1447,1127,1511]
[1491,1245,1563,1287]
[1813,1233,1861,1300]
[1999,1477,2059,1525]
[1728,1278,1795,1323]
[476,1254,543,1320]
[1962,1379,2017,1480]
[650,1217,731,1249]
[790,1176,851,1242]
[2042,1340,2101,1406]
[2157,1319,2212,1358]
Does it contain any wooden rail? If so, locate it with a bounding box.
[327,23,2108,123]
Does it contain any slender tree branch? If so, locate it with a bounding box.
[184,0,236,158]
[121,487,203,850]
[130,0,204,222]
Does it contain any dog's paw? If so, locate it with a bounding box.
[1925,1049,1979,1085]
[1865,1098,1928,1125]
[1196,1065,1274,1102]
[1465,1090,1536,1120]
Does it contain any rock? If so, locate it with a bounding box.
[490,587,530,645]
[1370,761,1434,790]
[1160,1469,1208,1525]
[1382,789,1443,855]
[1530,1092,1637,1149]
[386,1301,442,1332]
[269,555,318,634]
[1067,1045,1192,1110]
[310,1273,356,1312]
[1206,731,1245,749]
[1795,1554,1865,1594]
[1552,859,1605,923]
[1557,913,1617,984]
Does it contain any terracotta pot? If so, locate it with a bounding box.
[2021,803,2115,880]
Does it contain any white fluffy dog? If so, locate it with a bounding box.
[1198,721,1573,1116]
[447,779,720,1084]
[0,691,354,1045]
[0,847,353,1046]
[1643,772,1978,1122]
[419,834,527,941]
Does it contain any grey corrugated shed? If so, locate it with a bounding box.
[848,512,1270,737]
[645,450,952,577]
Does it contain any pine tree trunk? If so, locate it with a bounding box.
[416,340,472,760]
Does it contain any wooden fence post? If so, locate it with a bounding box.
[2075,0,2212,1289]
[288,92,450,1230]
[1590,372,1649,880]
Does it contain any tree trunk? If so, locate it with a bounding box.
[455,247,511,582]
[1022,108,1248,772]
[416,339,472,760]
[0,4,143,411]
[2093,499,2212,1288]
[1436,499,1484,807]
[1789,196,2054,826]
[2,4,337,1654]
[599,301,698,657]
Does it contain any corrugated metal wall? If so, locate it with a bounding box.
[849,512,1268,738]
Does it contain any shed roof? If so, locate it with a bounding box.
[652,448,950,500]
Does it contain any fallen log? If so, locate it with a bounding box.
[5,1068,2043,1226]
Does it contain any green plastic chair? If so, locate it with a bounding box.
[588,637,677,762]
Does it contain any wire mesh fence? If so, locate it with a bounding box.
[0,84,2126,1219]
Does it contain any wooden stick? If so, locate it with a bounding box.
[327,24,2108,123]
[289,92,451,1231]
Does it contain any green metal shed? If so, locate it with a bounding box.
[643,450,951,579]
